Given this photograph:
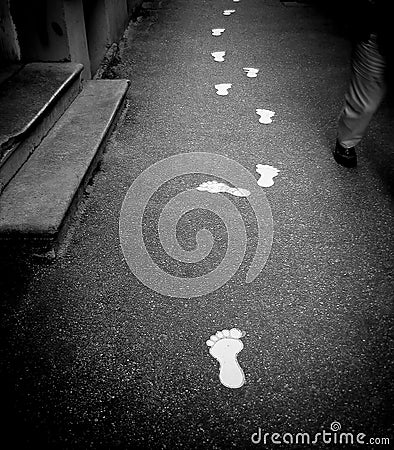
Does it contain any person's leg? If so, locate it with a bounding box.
[335,34,386,166]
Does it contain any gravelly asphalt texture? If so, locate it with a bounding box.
[1,0,393,449]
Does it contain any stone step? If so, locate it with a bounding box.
[0,79,130,254]
[0,62,84,192]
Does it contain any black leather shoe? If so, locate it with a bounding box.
[332,142,357,167]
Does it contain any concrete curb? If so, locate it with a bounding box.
[0,63,84,192]
[0,79,130,254]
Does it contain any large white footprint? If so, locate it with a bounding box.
[215,83,232,96]
[197,180,250,197]
[256,164,280,187]
[206,328,246,389]
[243,67,259,78]
[223,9,236,16]
[256,108,275,124]
[211,51,226,62]
[212,28,225,36]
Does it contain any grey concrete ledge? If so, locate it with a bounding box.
[0,62,84,155]
[0,79,130,251]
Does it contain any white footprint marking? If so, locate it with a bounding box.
[212,28,225,36]
[223,9,236,15]
[256,108,275,124]
[233,0,241,2]
[256,164,280,187]
[211,51,226,62]
[215,83,232,96]
[197,180,250,197]
[206,328,246,389]
[243,67,259,78]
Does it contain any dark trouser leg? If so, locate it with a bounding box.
[337,34,386,149]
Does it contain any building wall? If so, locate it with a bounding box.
[82,0,110,75]
[0,0,20,61]
[64,0,91,79]
[0,0,144,78]
[127,0,143,16]
[10,0,69,62]
[83,0,134,76]
[106,0,129,43]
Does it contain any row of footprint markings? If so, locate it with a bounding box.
[205,1,281,389]
[205,1,257,390]
[212,3,276,124]
[210,4,280,191]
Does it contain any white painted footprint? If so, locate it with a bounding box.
[256,108,275,124]
[243,67,259,78]
[223,9,236,15]
[212,28,225,36]
[256,164,280,187]
[211,51,226,62]
[215,83,232,96]
[206,328,246,389]
[196,180,250,197]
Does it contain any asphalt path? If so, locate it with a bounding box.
[1,0,393,448]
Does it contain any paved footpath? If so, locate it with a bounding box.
[1,0,393,448]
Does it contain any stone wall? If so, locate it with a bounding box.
[0,0,144,79]
[0,0,20,61]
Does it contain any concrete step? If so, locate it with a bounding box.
[0,62,84,192]
[0,79,130,254]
